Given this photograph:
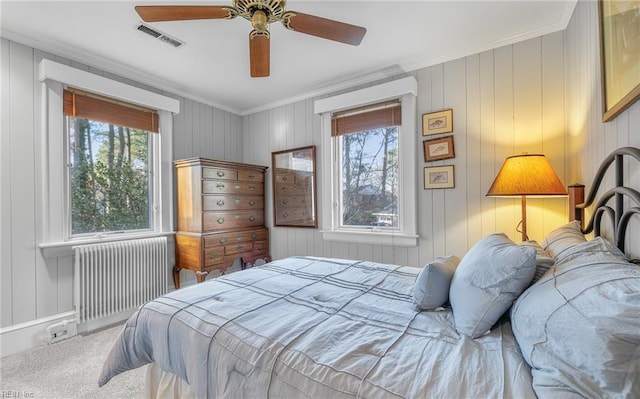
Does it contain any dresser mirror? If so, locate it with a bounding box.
[271,145,317,227]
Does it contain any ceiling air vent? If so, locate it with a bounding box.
[136,24,185,48]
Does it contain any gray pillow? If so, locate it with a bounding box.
[519,240,555,284]
[541,220,586,260]
[511,237,640,398]
[413,255,460,310]
[449,233,536,339]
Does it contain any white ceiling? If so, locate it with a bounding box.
[1,0,576,115]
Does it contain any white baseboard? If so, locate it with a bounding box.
[0,311,77,358]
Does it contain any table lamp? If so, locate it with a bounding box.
[486,154,567,241]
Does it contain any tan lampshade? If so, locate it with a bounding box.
[486,154,568,197]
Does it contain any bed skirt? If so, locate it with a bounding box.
[144,363,196,399]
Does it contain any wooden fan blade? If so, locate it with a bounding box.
[250,32,270,78]
[283,11,366,46]
[135,6,235,22]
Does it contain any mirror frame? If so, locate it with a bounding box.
[271,145,318,228]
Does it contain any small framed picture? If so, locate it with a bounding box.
[422,109,453,136]
[423,135,455,162]
[424,165,455,189]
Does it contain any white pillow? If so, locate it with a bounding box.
[519,240,555,284]
[449,233,536,338]
[511,237,640,398]
[413,255,460,310]
[541,220,586,260]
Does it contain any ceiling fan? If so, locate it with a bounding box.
[135,0,367,78]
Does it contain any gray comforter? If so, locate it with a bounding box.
[99,256,535,398]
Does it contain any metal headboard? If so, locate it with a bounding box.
[568,146,640,260]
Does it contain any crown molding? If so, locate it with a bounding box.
[2,0,577,118]
[1,29,241,115]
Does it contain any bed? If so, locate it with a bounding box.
[99,146,640,398]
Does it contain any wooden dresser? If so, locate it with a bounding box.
[174,158,269,288]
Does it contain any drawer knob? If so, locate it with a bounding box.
[217,217,225,224]
[236,237,242,241]
[234,215,241,220]
[219,238,228,244]
[217,170,225,177]
[210,254,219,259]
[248,216,256,222]
[248,185,256,191]
[283,213,288,218]
[281,187,288,192]
[251,233,257,240]
[248,174,255,180]
[282,176,288,181]
[248,200,256,206]
[282,199,288,205]
[235,184,241,190]
[256,245,263,250]
[217,183,225,189]
[234,198,241,204]
[217,199,225,206]
[236,245,243,251]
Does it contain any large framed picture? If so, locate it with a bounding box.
[422,109,453,136]
[424,165,455,190]
[423,135,455,162]
[598,0,640,122]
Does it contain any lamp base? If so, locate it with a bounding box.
[519,195,528,242]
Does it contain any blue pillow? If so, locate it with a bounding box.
[449,233,536,338]
[511,237,640,398]
[413,255,460,310]
[519,240,555,284]
[541,220,586,260]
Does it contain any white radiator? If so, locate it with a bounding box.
[74,237,168,329]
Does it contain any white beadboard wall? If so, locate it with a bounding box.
[243,31,570,267]
[3,0,639,336]
[565,0,640,260]
[0,38,244,328]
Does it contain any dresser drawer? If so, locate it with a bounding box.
[275,183,308,195]
[276,195,311,208]
[203,195,264,211]
[224,242,253,256]
[238,170,264,182]
[203,180,264,195]
[202,166,237,180]
[274,173,295,184]
[203,211,264,231]
[202,228,267,247]
[275,207,313,223]
[253,240,268,256]
[203,247,225,267]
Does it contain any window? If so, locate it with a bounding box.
[335,101,400,229]
[38,60,179,254]
[315,77,418,246]
[64,89,158,236]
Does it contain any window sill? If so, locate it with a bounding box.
[39,232,175,258]
[320,229,418,247]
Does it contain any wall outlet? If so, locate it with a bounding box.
[46,319,77,344]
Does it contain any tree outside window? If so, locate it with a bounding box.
[340,126,398,228]
[68,117,152,235]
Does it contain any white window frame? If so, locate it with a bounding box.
[37,59,180,257]
[314,76,418,247]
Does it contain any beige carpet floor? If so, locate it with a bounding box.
[1,323,146,398]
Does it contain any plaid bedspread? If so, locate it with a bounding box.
[99,256,535,398]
